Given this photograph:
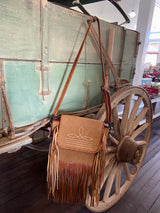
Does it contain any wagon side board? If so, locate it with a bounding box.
[0,0,139,153]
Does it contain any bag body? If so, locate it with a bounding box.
[47,115,109,206]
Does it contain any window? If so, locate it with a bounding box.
[145,2,160,66]
[147,43,159,52]
[145,53,158,66]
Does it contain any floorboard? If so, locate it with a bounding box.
[0,119,160,213]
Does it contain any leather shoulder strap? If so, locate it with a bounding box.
[52,18,112,123]
[53,21,93,116]
[94,17,112,123]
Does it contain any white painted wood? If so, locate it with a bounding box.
[153,111,160,119]
[0,136,32,154]
[151,96,160,103]
[133,0,155,86]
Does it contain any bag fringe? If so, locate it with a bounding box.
[47,126,59,198]
[47,125,107,206]
[53,161,92,204]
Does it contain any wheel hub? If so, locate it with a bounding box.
[116,136,143,165]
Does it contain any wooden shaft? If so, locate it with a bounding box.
[105,28,115,89]
[0,60,15,138]
[89,23,119,87]
[1,88,15,138]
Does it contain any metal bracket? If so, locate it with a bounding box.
[36,65,50,72]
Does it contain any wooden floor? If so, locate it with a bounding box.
[0,119,160,213]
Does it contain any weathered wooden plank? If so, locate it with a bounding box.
[143,176,160,210]
[149,195,160,213]
[48,2,138,66]
[0,148,45,174]
[0,0,41,60]
[0,60,11,132]
[133,151,160,186]
[39,0,50,99]
[125,164,160,211]
[143,135,160,165]
[0,183,46,212]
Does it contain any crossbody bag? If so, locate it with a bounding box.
[47,17,111,206]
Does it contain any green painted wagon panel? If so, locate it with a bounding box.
[48,3,138,64]
[0,0,139,131]
[48,4,101,64]
[122,30,137,62]
[48,2,138,84]
[4,61,102,127]
[49,63,102,111]
[121,65,135,82]
[4,61,42,127]
[48,3,125,64]
[0,0,41,60]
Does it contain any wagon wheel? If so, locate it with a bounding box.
[86,86,152,212]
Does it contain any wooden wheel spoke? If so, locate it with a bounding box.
[131,122,150,139]
[129,107,148,135]
[105,153,115,167]
[131,165,138,175]
[103,163,118,202]
[129,96,143,121]
[127,96,143,133]
[112,107,120,139]
[107,146,117,153]
[115,163,121,195]
[86,87,152,212]
[123,163,132,181]
[120,95,132,137]
[102,159,115,188]
[135,140,147,146]
[108,134,119,146]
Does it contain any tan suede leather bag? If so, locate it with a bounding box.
[47,18,111,206]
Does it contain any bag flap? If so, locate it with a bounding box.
[57,115,104,153]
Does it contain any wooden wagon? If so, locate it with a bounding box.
[0,0,152,211]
